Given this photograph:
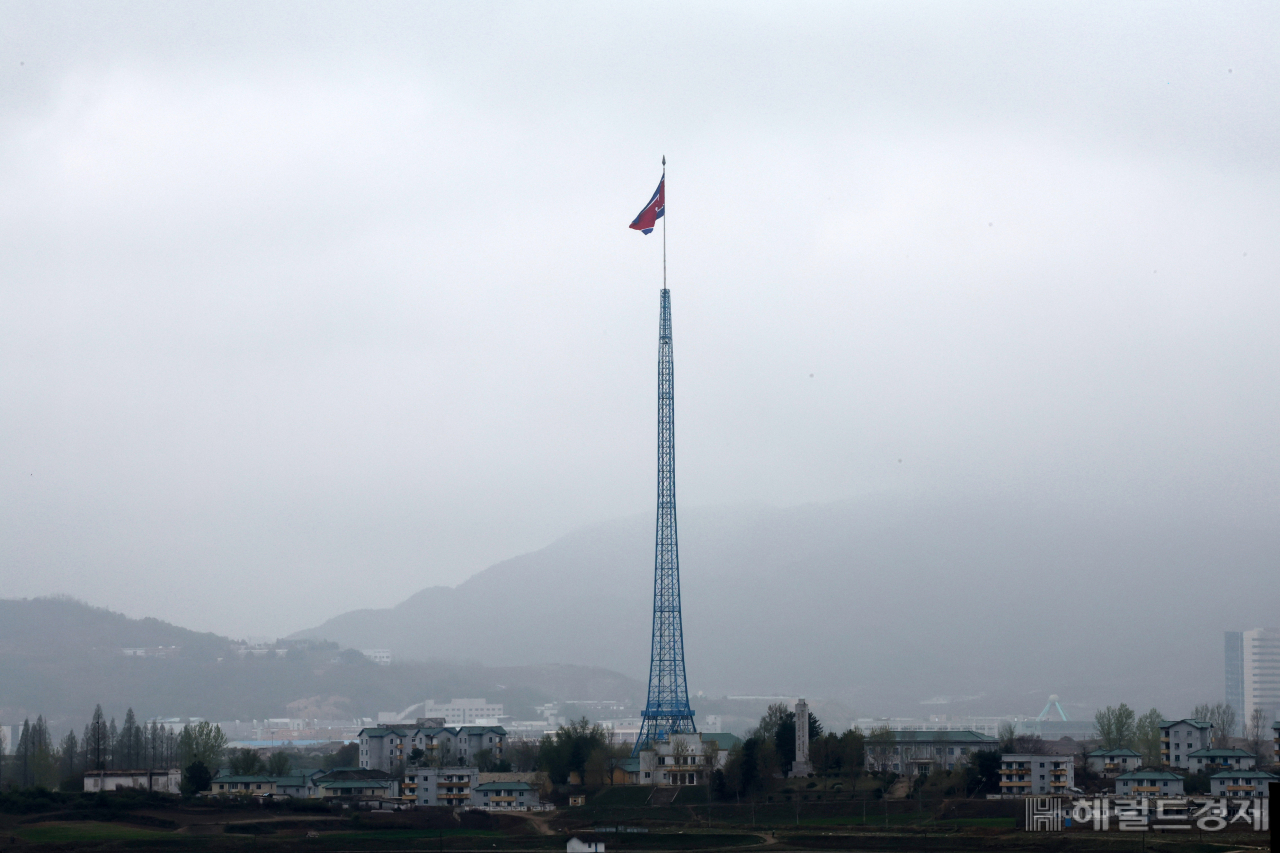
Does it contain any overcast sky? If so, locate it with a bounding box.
[2,2,1277,639]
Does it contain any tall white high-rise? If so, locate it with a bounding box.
[1242,628,1280,726]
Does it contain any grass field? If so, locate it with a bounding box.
[15,822,173,843]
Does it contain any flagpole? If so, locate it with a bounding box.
[661,155,667,290]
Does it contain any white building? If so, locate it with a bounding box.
[404,766,478,807]
[864,730,998,775]
[84,769,182,794]
[361,649,392,665]
[1242,629,1280,725]
[418,699,504,726]
[1187,748,1255,772]
[1159,719,1213,769]
[999,754,1074,796]
[566,839,604,853]
[358,725,507,771]
[623,732,740,785]
[1210,770,1277,797]
[1086,748,1142,776]
[1115,770,1183,796]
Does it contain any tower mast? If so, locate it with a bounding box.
[635,159,695,754]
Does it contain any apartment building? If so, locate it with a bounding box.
[1226,629,1280,728]
[1086,748,1142,776]
[1159,719,1213,769]
[1210,770,1277,798]
[864,730,999,776]
[1115,770,1183,796]
[404,766,478,807]
[1187,748,1256,773]
[998,754,1073,796]
[357,724,507,771]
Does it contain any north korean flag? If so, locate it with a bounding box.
[629,175,665,234]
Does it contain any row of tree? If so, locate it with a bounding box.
[0,706,229,792]
[1091,701,1273,763]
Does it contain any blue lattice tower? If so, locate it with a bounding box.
[634,287,696,755]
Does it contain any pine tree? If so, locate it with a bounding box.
[16,719,31,787]
[107,718,118,770]
[60,730,79,781]
[119,709,141,769]
[31,716,56,788]
[87,705,109,770]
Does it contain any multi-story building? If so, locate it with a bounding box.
[1228,629,1280,729]
[1226,631,1245,727]
[1243,629,1280,725]
[998,754,1073,796]
[357,725,507,771]
[1159,719,1213,769]
[864,730,999,776]
[404,766,478,807]
[475,780,548,810]
[1273,720,1279,757]
[1115,770,1183,797]
[1209,770,1277,798]
[1086,748,1142,776]
[418,699,504,726]
[615,732,740,785]
[1187,748,1255,773]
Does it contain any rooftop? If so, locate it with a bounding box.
[878,730,998,743]
[1159,719,1212,729]
[1117,770,1182,781]
[475,781,532,791]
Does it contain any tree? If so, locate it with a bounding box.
[753,703,791,742]
[59,730,79,781]
[16,719,32,787]
[865,726,896,772]
[1135,708,1163,767]
[583,747,610,788]
[538,718,607,784]
[965,749,1002,796]
[774,709,823,771]
[1193,702,1236,747]
[85,706,110,771]
[182,761,212,797]
[117,709,142,769]
[508,739,539,772]
[228,748,266,776]
[702,741,722,786]
[30,716,57,788]
[1245,707,1268,759]
[266,751,292,776]
[997,721,1017,750]
[177,721,227,770]
[1094,704,1136,750]
[322,742,359,770]
[107,718,118,769]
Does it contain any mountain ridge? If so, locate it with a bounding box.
[290,494,1278,719]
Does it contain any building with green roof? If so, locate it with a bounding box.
[1115,770,1183,796]
[1210,769,1276,798]
[1187,748,1255,772]
[1086,748,1142,776]
[1159,719,1213,769]
[865,730,998,776]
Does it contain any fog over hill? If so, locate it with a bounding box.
[0,597,641,728]
[293,496,1279,720]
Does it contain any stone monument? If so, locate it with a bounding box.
[790,697,813,777]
